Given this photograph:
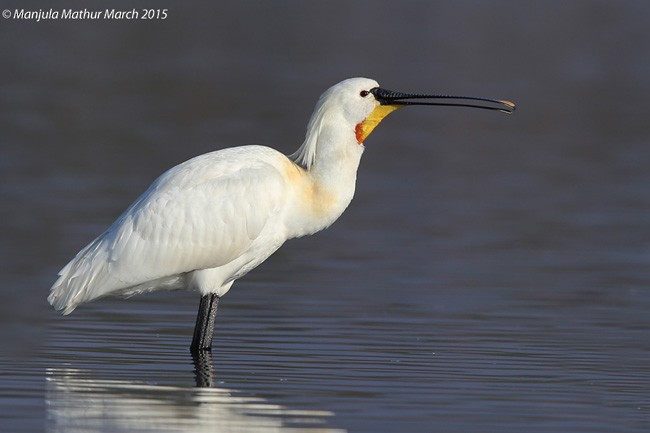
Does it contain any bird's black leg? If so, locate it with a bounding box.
[190,293,219,352]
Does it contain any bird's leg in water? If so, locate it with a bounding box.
[190,293,219,352]
[192,349,215,387]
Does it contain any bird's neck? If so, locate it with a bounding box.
[286,127,364,237]
[309,124,364,195]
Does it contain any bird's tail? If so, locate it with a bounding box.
[48,234,112,315]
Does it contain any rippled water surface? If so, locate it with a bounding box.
[2,1,650,432]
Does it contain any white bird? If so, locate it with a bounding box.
[48,77,514,351]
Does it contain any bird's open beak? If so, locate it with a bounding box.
[370,87,515,113]
[355,87,515,144]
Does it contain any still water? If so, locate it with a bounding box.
[2,1,650,432]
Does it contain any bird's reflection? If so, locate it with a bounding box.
[45,356,344,433]
[192,349,215,388]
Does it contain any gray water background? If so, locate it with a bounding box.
[1,1,650,432]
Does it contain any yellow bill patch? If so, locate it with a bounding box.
[355,104,403,144]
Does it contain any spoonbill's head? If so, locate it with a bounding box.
[292,77,515,169]
[316,77,515,144]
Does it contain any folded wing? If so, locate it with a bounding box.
[48,147,288,314]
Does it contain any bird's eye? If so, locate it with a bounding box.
[359,90,370,97]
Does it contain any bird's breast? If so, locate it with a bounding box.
[280,159,355,238]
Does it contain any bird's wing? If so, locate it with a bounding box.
[48,148,289,314]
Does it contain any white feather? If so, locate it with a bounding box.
[49,78,381,314]
[50,146,289,313]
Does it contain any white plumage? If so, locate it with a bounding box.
[51,148,283,312]
[49,78,373,315]
[48,77,513,350]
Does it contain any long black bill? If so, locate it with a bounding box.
[370,87,515,114]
